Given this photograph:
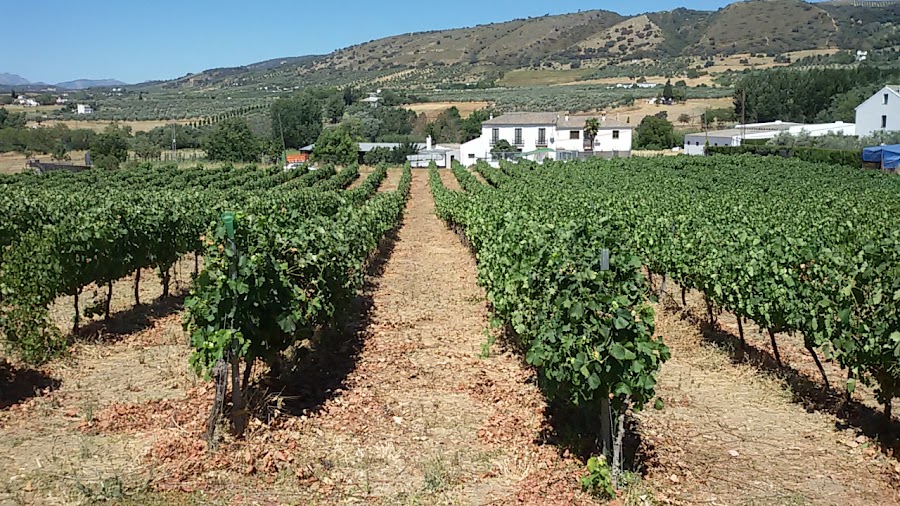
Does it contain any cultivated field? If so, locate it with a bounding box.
[406,101,491,120]
[604,97,734,127]
[26,119,198,133]
[1,159,899,505]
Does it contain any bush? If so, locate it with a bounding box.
[707,145,862,168]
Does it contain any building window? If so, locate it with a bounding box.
[883,115,888,129]
[514,128,523,146]
[570,130,580,140]
[537,128,546,145]
[491,128,499,145]
[612,130,620,139]
[885,94,890,105]
[468,153,475,159]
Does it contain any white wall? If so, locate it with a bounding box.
[856,87,900,137]
[683,134,740,155]
[461,123,633,166]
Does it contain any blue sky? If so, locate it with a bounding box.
[10,0,767,84]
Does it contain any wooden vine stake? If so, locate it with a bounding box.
[105,281,113,321]
[804,341,830,391]
[767,328,783,367]
[73,288,81,335]
[134,269,141,305]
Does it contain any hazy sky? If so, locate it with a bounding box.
[6,0,794,84]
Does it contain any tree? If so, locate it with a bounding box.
[204,118,260,162]
[490,139,519,160]
[634,115,679,150]
[312,127,357,166]
[51,141,70,162]
[133,137,161,161]
[460,108,497,142]
[662,80,674,101]
[677,113,692,125]
[90,124,131,169]
[324,94,345,124]
[584,118,600,151]
[271,94,323,149]
[35,94,55,106]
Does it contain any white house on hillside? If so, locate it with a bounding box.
[76,104,94,115]
[460,112,633,167]
[856,85,900,137]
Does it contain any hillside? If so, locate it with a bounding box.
[132,0,896,94]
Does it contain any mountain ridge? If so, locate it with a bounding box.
[0,73,127,90]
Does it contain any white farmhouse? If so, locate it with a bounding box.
[76,104,94,115]
[856,85,900,137]
[460,112,633,167]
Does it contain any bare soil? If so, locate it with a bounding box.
[635,282,900,505]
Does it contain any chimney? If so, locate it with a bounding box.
[601,114,606,122]
[565,115,569,122]
[426,135,432,151]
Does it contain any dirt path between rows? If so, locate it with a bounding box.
[637,293,900,505]
[275,170,589,504]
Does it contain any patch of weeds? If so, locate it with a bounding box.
[76,475,126,502]
[83,401,96,425]
[479,330,496,359]
[620,471,656,506]
[422,453,459,493]
[580,455,615,499]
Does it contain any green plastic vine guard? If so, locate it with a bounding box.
[221,211,235,240]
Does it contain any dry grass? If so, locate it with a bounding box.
[634,280,900,505]
[600,97,733,127]
[406,101,491,120]
[27,119,197,133]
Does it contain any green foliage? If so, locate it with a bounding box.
[489,140,518,159]
[584,118,600,150]
[0,164,350,363]
[581,456,615,499]
[271,94,323,149]
[132,137,161,161]
[431,163,669,414]
[735,67,900,123]
[90,124,131,168]
[312,127,358,166]
[634,115,678,150]
[185,165,412,380]
[708,145,862,168]
[50,141,70,162]
[204,118,260,163]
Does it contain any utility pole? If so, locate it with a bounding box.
[741,89,747,144]
[277,111,287,167]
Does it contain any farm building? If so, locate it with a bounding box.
[684,121,857,155]
[76,104,94,115]
[299,140,460,167]
[460,112,633,167]
[855,85,900,137]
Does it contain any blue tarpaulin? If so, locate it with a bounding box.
[862,144,900,170]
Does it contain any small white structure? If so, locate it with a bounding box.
[361,91,381,108]
[459,112,632,167]
[684,121,857,155]
[856,51,869,62]
[76,104,94,115]
[55,97,69,105]
[855,85,900,137]
[15,95,39,107]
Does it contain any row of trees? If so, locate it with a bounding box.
[734,66,900,123]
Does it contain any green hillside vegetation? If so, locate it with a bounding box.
[121,0,898,95]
